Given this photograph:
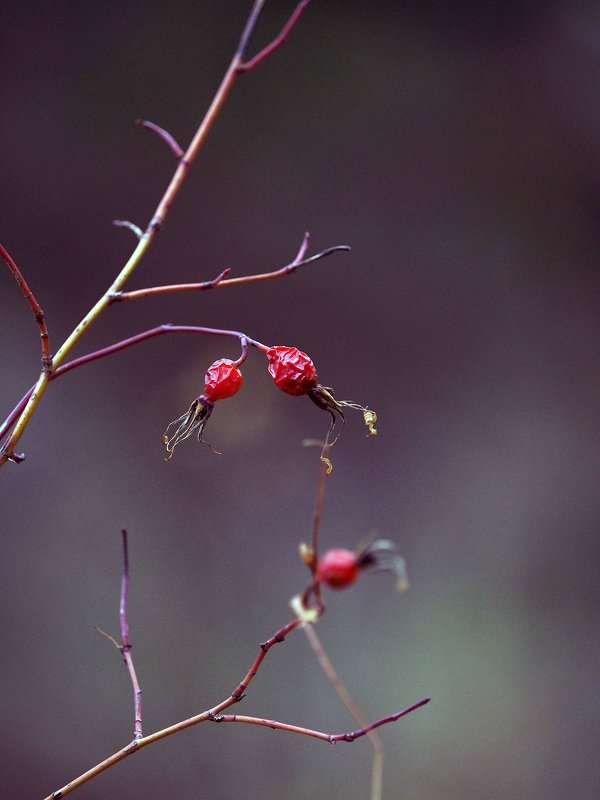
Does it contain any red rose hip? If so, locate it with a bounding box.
[267,346,318,396]
[203,358,243,402]
[316,548,359,590]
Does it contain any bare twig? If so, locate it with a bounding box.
[238,0,312,72]
[42,617,301,799]
[304,623,384,800]
[0,243,51,370]
[118,530,143,740]
[136,119,184,159]
[109,269,231,302]
[0,0,312,468]
[109,238,350,302]
[44,593,428,800]
[208,699,430,743]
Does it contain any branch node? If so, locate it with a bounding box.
[238,0,312,72]
[149,216,163,233]
[0,446,26,464]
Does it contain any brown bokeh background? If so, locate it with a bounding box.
[1,2,599,798]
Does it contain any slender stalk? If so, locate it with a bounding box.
[239,0,312,72]
[111,240,350,302]
[304,623,384,800]
[209,699,430,743]
[43,618,301,799]
[136,119,184,159]
[0,0,310,467]
[118,530,143,740]
[43,606,428,800]
[0,243,51,369]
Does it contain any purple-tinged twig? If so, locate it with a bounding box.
[238,0,312,72]
[136,119,184,159]
[95,530,142,740]
[0,324,264,446]
[45,591,428,800]
[0,243,51,371]
[109,236,349,302]
[208,699,430,743]
[119,530,142,740]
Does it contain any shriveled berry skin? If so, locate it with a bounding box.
[316,548,359,590]
[267,346,318,396]
[204,359,243,402]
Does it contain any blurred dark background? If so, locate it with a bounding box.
[1,2,599,798]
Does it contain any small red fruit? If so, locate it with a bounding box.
[267,346,318,396]
[316,548,359,590]
[204,358,243,402]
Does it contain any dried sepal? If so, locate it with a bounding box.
[163,396,215,460]
[357,539,409,593]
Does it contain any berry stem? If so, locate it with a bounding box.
[0,326,263,444]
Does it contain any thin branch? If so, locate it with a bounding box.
[109,240,350,302]
[219,243,350,288]
[208,699,430,743]
[136,119,184,159]
[1,0,312,468]
[119,530,143,740]
[0,324,265,453]
[110,269,231,302]
[112,220,143,240]
[43,617,302,799]
[238,0,312,72]
[52,324,267,381]
[304,623,384,800]
[0,243,51,370]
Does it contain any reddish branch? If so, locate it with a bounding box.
[0,326,265,443]
[109,234,349,302]
[0,243,51,370]
[1,237,346,448]
[46,585,428,799]
[238,0,312,72]
[209,699,431,742]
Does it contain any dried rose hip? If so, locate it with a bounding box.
[163,358,243,460]
[265,345,377,466]
[316,548,359,590]
[204,358,243,401]
[266,346,318,396]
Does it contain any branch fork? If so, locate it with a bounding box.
[0,0,318,468]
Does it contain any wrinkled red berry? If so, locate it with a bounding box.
[316,548,359,590]
[267,346,318,396]
[204,359,243,402]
